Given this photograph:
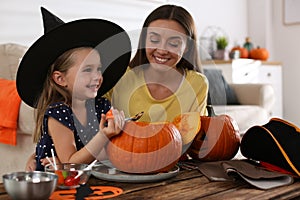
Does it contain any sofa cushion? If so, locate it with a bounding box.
[214,105,269,133]
[0,43,35,136]
[204,69,240,105]
[18,101,35,135]
[0,43,27,80]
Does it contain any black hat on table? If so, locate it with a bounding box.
[17,7,131,108]
[241,118,300,177]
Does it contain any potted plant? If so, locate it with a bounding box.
[214,36,228,60]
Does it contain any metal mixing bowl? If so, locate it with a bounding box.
[2,171,57,200]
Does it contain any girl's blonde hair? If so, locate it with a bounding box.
[33,47,92,142]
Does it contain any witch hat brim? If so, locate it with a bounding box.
[241,118,300,176]
[16,7,131,108]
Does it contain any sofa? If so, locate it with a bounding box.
[203,68,275,134]
[213,83,274,133]
[0,43,275,177]
[0,43,35,177]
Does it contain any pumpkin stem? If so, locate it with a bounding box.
[206,105,217,117]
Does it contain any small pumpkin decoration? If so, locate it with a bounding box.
[188,105,240,161]
[230,46,249,58]
[106,121,182,174]
[249,46,269,61]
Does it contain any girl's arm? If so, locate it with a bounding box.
[49,108,124,164]
[25,152,61,171]
[25,153,36,171]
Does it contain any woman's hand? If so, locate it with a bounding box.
[100,108,125,138]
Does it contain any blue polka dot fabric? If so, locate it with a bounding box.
[35,96,111,171]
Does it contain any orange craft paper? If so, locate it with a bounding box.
[0,78,21,145]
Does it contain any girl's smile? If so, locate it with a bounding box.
[63,48,103,101]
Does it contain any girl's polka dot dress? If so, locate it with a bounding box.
[35,96,111,171]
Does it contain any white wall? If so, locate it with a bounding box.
[272,1,300,126]
[169,0,248,48]
[0,0,163,48]
[248,0,300,126]
[247,0,273,59]
[1,0,248,51]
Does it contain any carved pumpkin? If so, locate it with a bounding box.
[106,121,182,174]
[188,105,240,161]
[249,46,269,61]
[230,46,249,58]
[172,112,201,160]
[173,112,201,147]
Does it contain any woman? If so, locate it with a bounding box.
[107,4,208,123]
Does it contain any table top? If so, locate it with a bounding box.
[1,162,300,200]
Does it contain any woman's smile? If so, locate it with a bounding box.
[153,55,170,64]
[146,19,188,69]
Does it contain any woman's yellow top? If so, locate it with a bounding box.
[105,67,208,123]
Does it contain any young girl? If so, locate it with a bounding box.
[19,7,131,171]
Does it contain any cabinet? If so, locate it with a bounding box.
[202,59,283,117]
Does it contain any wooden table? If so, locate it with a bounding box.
[1,164,300,200]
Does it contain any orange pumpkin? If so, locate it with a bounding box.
[230,46,249,58]
[188,105,240,161]
[249,46,269,61]
[106,121,182,174]
[172,112,201,160]
[172,112,201,147]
